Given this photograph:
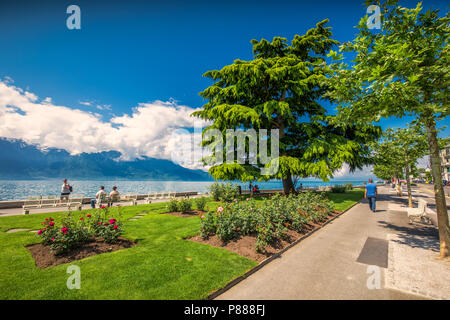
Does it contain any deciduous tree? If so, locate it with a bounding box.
[326,1,449,257]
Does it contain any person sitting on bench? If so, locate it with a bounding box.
[109,186,120,205]
[91,186,106,208]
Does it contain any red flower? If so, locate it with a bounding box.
[87,214,91,218]
[113,225,118,230]
[49,222,55,227]
[61,227,68,234]
[80,217,84,220]
[37,229,43,235]
[98,222,102,225]
[101,206,106,209]
[109,219,116,224]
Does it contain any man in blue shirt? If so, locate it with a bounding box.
[365,178,378,212]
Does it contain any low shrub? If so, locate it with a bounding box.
[344,183,353,191]
[194,197,207,211]
[207,182,239,202]
[37,207,123,254]
[330,185,347,193]
[167,198,179,212]
[208,182,222,201]
[200,192,335,252]
[178,198,192,213]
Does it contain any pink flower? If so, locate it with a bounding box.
[37,229,43,235]
[246,198,250,201]
[61,227,68,234]
[201,215,205,219]
[217,206,223,213]
[52,237,55,242]
[49,222,55,227]
[109,219,116,224]
[113,225,118,230]
[101,206,106,209]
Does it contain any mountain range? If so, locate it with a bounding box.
[0,138,211,181]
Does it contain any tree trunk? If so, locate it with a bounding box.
[424,119,449,258]
[404,151,413,208]
[282,171,295,195]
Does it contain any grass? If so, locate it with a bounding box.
[326,189,365,211]
[0,202,257,299]
[0,191,363,299]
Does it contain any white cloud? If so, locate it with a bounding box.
[96,104,111,111]
[333,163,375,179]
[0,80,210,170]
[79,101,92,106]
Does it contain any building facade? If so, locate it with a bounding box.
[440,145,450,181]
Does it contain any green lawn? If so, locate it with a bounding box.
[326,189,365,211]
[0,202,257,300]
[0,191,362,300]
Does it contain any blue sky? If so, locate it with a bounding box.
[0,0,448,175]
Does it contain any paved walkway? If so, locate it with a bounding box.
[216,186,448,300]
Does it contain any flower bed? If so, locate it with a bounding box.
[35,207,125,255]
[163,197,208,217]
[197,192,336,253]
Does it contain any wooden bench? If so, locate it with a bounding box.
[407,199,432,224]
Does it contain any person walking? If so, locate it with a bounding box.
[365,178,378,212]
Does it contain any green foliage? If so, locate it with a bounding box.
[194,197,207,211]
[38,207,123,254]
[344,183,353,191]
[208,182,222,201]
[331,185,347,193]
[167,198,179,212]
[200,192,335,252]
[207,182,239,202]
[178,198,192,213]
[193,20,380,186]
[327,2,449,123]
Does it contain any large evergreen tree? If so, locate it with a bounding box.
[193,20,380,194]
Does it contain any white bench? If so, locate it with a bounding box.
[23,195,83,214]
[122,193,138,205]
[145,191,176,204]
[95,193,138,208]
[407,199,432,224]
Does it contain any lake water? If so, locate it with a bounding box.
[0,179,371,201]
